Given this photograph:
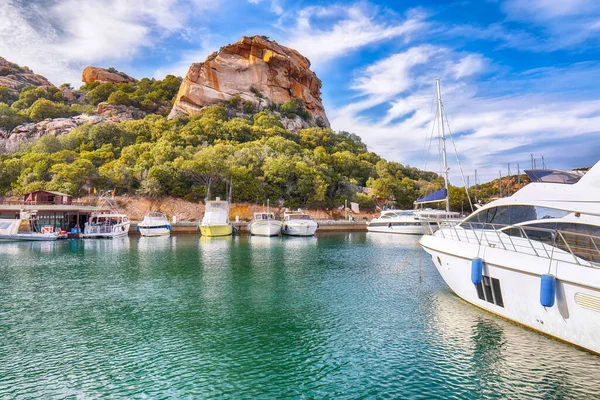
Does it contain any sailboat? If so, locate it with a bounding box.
[414,79,465,224]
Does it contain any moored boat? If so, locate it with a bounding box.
[82,213,130,238]
[282,209,318,236]
[367,209,423,234]
[0,210,60,241]
[138,212,171,237]
[420,161,600,354]
[248,212,282,237]
[199,198,233,237]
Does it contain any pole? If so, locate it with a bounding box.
[507,163,511,197]
[542,156,546,170]
[345,199,347,220]
[531,154,534,169]
[436,79,450,212]
[475,169,478,186]
[499,170,502,198]
[517,164,521,189]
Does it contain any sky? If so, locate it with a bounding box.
[2,0,600,184]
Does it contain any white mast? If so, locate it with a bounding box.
[436,79,450,212]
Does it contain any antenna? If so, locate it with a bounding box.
[517,164,521,189]
[531,154,534,169]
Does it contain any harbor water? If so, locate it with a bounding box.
[1,232,600,398]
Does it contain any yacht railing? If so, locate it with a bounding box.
[85,224,116,235]
[421,220,600,267]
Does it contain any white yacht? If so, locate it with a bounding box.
[282,209,318,236]
[420,161,600,354]
[83,213,130,238]
[138,211,171,237]
[248,212,282,237]
[0,210,60,241]
[367,209,423,234]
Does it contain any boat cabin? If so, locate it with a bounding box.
[253,212,276,220]
[89,214,129,226]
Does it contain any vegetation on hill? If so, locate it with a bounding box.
[0,73,182,131]
[0,95,449,211]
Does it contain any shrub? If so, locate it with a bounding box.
[27,99,73,122]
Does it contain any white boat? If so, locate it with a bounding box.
[248,212,282,236]
[282,209,318,236]
[82,213,130,238]
[138,211,171,237]
[367,209,423,234]
[0,211,60,241]
[199,198,233,237]
[420,161,600,354]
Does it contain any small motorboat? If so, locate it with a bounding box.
[138,211,171,237]
[82,213,130,238]
[282,209,318,236]
[248,212,282,237]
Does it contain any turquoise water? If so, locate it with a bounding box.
[1,232,600,399]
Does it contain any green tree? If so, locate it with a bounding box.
[0,102,28,130]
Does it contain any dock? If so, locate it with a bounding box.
[129,220,368,234]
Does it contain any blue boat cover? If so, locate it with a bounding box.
[416,188,447,204]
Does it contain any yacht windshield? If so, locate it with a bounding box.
[460,205,570,229]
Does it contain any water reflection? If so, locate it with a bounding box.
[426,291,600,398]
[365,232,421,248]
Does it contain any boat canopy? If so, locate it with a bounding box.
[525,169,586,184]
[415,189,447,205]
[254,213,275,220]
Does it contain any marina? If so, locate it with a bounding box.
[1,233,600,398]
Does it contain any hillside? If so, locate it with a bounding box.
[0,37,451,212]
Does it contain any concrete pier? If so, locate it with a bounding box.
[130,220,368,234]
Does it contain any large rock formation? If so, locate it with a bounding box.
[169,36,329,127]
[82,66,137,85]
[0,57,53,94]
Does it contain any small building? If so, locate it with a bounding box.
[1,191,109,234]
[23,190,72,205]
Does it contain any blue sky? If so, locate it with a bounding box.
[2,0,600,183]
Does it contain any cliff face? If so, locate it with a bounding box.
[82,66,137,84]
[0,57,53,94]
[169,36,329,127]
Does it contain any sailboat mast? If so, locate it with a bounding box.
[436,79,450,212]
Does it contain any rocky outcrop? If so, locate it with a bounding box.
[96,102,146,121]
[82,66,137,84]
[0,102,146,153]
[169,36,329,127]
[0,57,53,94]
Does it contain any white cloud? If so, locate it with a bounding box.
[0,0,218,85]
[285,5,427,68]
[247,0,283,15]
[329,46,600,183]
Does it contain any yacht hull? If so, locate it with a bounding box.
[282,221,317,236]
[420,233,600,355]
[250,221,282,236]
[367,224,424,235]
[139,226,171,237]
[200,224,233,237]
[0,234,59,241]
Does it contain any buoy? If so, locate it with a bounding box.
[540,274,556,307]
[471,257,483,285]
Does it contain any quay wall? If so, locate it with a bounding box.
[130,220,367,234]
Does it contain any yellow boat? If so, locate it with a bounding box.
[199,224,233,237]
[199,198,233,237]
